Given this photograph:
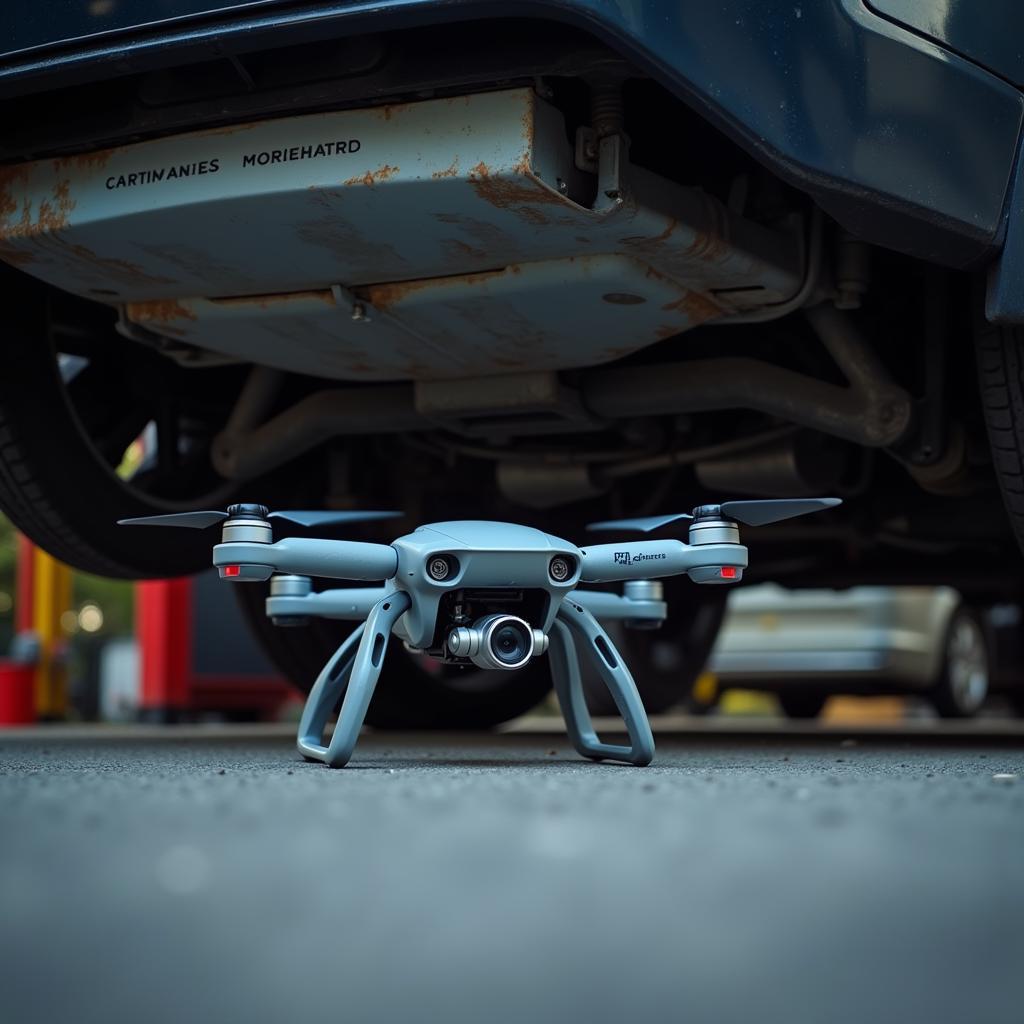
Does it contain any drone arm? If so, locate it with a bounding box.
[578,540,747,583]
[267,587,390,621]
[213,537,399,581]
[572,589,666,626]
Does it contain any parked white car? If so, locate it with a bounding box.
[709,586,996,719]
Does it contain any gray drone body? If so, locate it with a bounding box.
[119,497,840,768]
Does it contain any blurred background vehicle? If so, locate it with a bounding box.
[707,584,1024,719]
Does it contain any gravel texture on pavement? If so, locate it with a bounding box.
[1,725,1022,1024]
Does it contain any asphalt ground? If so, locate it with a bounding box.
[1,721,1022,1024]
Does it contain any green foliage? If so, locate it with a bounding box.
[0,515,15,650]
[0,514,135,649]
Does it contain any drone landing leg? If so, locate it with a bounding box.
[549,603,655,767]
[296,591,412,768]
[296,622,364,762]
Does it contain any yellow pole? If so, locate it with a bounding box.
[31,547,72,719]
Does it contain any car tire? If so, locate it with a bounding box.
[777,691,828,719]
[582,586,727,715]
[234,580,553,729]
[930,606,990,718]
[976,318,1024,555]
[0,270,290,578]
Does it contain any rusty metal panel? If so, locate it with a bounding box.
[127,254,725,380]
[0,89,578,300]
[0,86,802,380]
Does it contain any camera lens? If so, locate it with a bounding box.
[491,624,528,665]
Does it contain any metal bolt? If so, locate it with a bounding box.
[428,556,453,581]
[351,302,369,322]
[549,556,573,582]
[557,179,568,195]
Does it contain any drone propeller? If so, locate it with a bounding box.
[718,497,841,526]
[588,497,841,533]
[118,505,402,529]
[587,512,694,533]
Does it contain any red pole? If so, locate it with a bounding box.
[136,579,192,720]
[1,535,37,725]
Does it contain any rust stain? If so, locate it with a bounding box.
[686,226,731,263]
[431,158,460,180]
[510,95,536,176]
[620,218,678,249]
[33,179,76,234]
[0,241,35,267]
[52,150,112,173]
[359,277,435,312]
[373,102,413,122]
[359,264,515,313]
[0,164,174,287]
[433,212,520,256]
[660,289,724,323]
[62,239,175,287]
[520,96,536,151]
[442,238,489,262]
[466,160,570,229]
[210,289,335,310]
[126,299,198,325]
[0,164,32,230]
[297,217,409,272]
[343,164,400,187]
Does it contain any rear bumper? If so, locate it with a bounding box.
[0,0,1020,268]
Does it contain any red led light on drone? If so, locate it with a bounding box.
[719,567,737,579]
[224,565,241,577]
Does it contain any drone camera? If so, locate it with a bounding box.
[446,614,547,671]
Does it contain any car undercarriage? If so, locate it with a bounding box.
[1,10,1024,721]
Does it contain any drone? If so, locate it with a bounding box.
[119,498,841,768]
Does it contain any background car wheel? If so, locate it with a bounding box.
[0,270,291,578]
[931,607,990,718]
[234,581,553,729]
[777,690,828,719]
[582,585,727,715]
